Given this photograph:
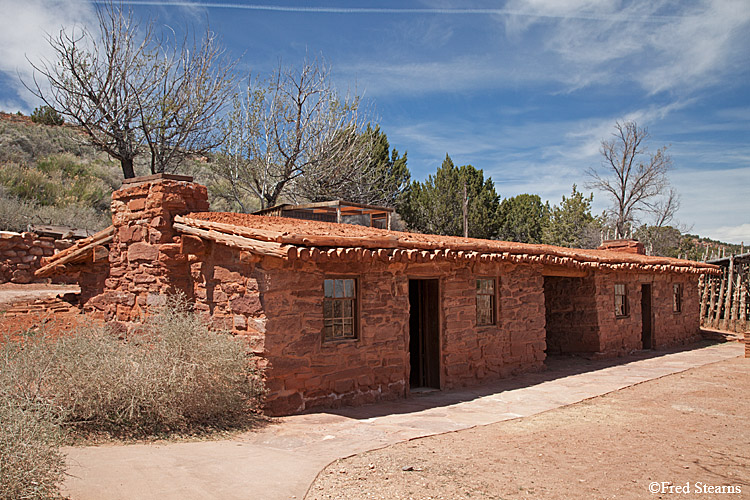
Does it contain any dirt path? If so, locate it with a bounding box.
[308,356,749,500]
[0,282,79,308]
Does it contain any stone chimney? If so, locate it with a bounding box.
[597,239,646,255]
[87,174,209,321]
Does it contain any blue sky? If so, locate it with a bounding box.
[1,0,748,244]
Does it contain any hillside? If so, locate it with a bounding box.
[0,112,122,232]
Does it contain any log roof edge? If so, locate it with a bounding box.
[174,213,721,275]
[34,225,115,277]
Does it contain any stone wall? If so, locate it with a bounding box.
[183,245,549,415]
[651,273,701,347]
[440,261,546,388]
[594,272,701,356]
[544,275,600,354]
[0,231,75,284]
[83,174,209,321]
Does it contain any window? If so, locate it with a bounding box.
[476,278,496,326]
[614,283,629,317]
[323,278,357,341]
[673,283,682,313]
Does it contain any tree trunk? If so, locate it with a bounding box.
[121,157,136,179]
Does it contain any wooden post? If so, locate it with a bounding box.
[699,274,710,322]
[716,269,727,328]
[708,277,719,327]
[722,255,735,330]
[462,182,469,238]
[739,264,750,329]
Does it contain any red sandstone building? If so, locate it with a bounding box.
[37,175,721,415]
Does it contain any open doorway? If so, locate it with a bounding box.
[641,284,653,349]
[408,279,441,389]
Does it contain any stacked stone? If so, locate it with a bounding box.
[84,174,209,321]
[0,231,73,283]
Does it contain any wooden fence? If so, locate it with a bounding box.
[699,253,749,333]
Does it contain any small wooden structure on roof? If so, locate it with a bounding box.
[253,200,394,229]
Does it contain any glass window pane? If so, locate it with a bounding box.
[333,300,342,318]
[342,299,353,319]
[342,319,353,335]
[324,279,334,298]
[477,295,492,325]
[344,279,355,298]
[324,299,333,319]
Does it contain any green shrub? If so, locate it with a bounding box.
[0,295,264,438]
[31,106,64,126]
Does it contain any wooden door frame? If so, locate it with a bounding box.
[408,277,442,390]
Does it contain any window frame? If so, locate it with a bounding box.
[322,277,359,343]
[614,283,629,318]
[672,283,683,313]
[476,277,498,327]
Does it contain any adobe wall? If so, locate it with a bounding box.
[594,271,701,355]
[84,175,209,320]
[543,276,600,354]
[0,231,75,284]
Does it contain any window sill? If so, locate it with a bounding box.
[322,337,359,346]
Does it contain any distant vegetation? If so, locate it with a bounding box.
[0,112,119,232]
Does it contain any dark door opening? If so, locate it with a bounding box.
[409,279,441,389]
[641,284,653,349]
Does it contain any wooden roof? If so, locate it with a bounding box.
[34,226,114,277]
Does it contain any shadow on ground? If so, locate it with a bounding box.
[319,338,732,420]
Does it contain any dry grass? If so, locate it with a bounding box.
[0,295,265,498]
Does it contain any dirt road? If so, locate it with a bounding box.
[309,356,749,500]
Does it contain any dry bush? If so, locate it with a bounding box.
[0,401,66,500]
[0,295,264,439]
[0,324,67,500]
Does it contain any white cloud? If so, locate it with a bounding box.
[349,0,750,98]
[708,224,750,246]
[0,0,98,111]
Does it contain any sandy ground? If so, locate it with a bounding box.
[308,356,749,500]
[0,282,79,308]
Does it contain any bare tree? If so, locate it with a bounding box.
[651,187,680,227]
[139,29,236,174]
[27,2,234,179]
[214,57,370,210]
[28,4,152,178]
[586,121,673,238]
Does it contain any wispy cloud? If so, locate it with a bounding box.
[90,1,683,23]
[504,0,750,94]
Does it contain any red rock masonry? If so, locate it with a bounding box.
[595,272,700,355]
[83,178,209,320]
[0,232,74,284]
